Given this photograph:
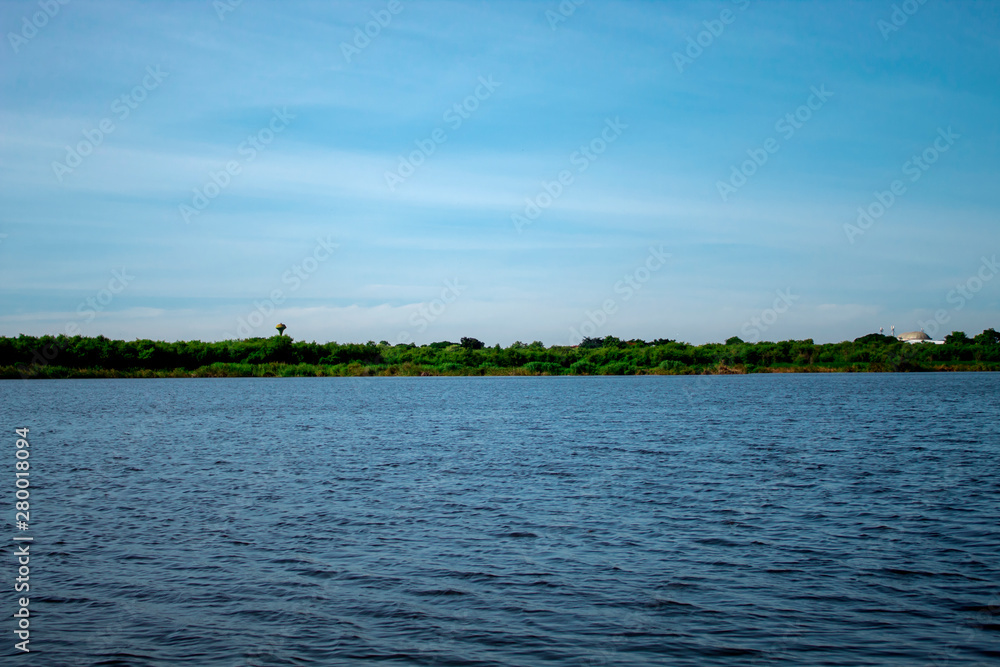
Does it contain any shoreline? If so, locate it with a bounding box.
[4,362,998,380]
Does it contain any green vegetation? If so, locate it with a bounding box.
[2,330,998,379]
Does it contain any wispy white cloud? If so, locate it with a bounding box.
[1,0,998,345]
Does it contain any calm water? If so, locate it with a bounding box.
[3,374,999,666]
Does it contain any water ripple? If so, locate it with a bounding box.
[2,373,998,665]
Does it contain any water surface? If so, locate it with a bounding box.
[3,373,999,665]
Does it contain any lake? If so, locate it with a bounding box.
[3,374,999,665]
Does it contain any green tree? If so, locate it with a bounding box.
[973,328,1000,346]
[460,337,485,350]
[944,331,968,344]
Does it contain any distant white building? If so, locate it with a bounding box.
[897,330,945,345]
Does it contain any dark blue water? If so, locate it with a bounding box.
[3,374,999,665]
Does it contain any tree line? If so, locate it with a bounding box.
[1,330,998,379]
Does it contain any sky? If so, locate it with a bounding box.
[1,0,998,346]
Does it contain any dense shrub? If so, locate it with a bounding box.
[2,329,997,378]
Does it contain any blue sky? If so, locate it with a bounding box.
[1,0,998,345]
